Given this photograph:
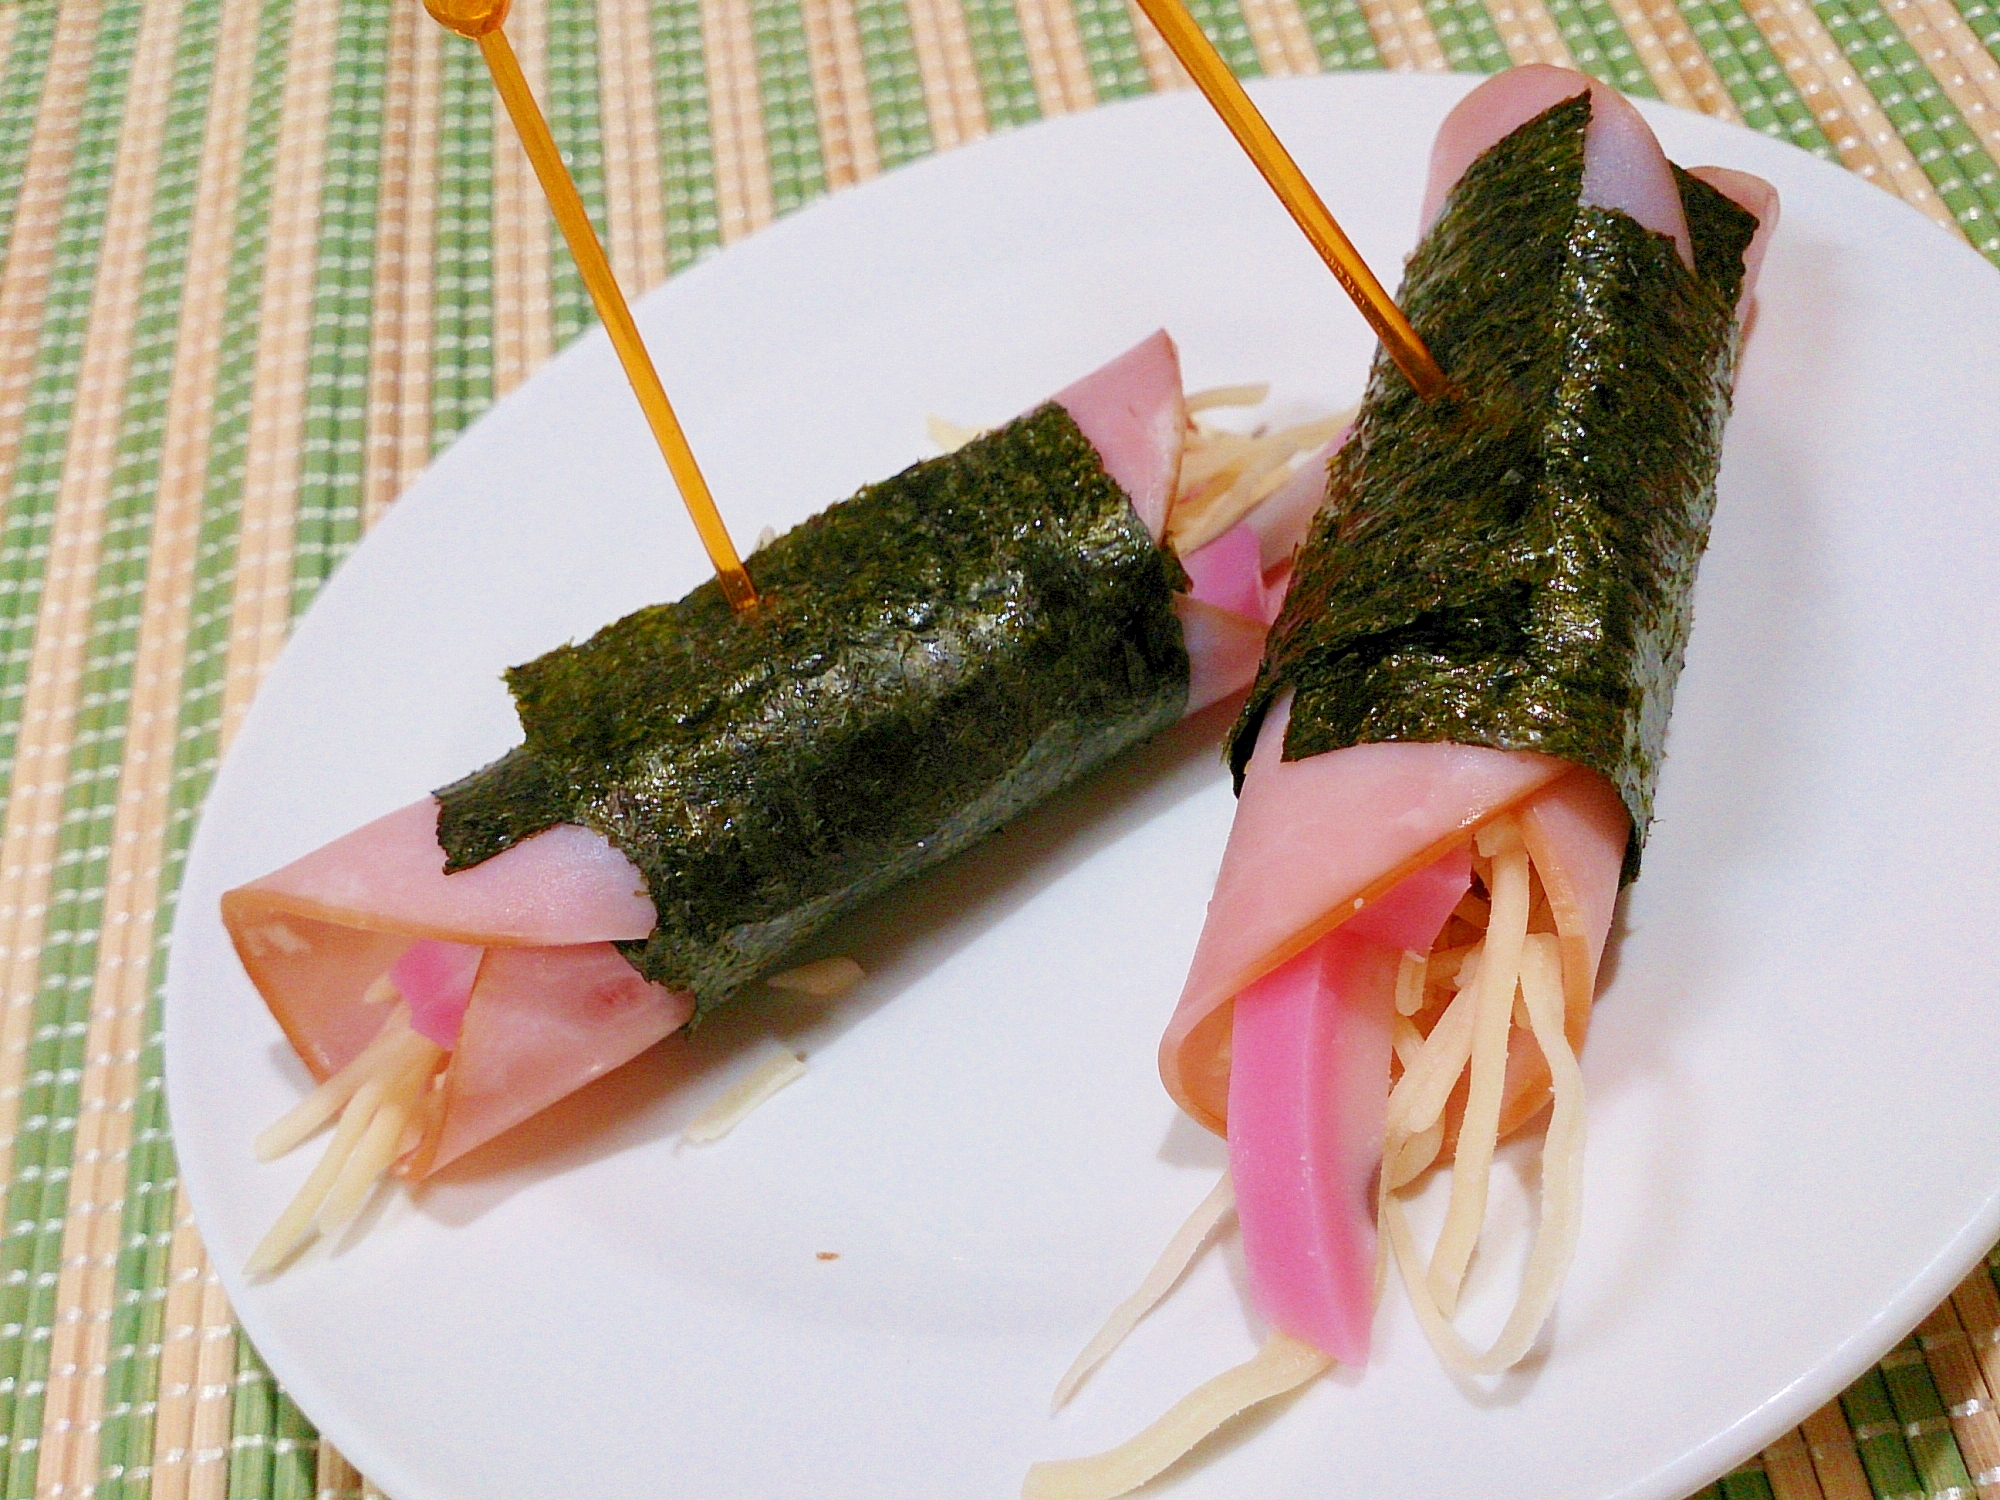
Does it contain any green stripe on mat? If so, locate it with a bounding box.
[1811,0,2000,255]
[959,0,1040,130]
[1843,1365,1929,1500]
[432,34,495,451]
[228,1344,315,1500]
[291,0,390,616]
[1539,0,1657,94]
[1418,0,1507,73]
[648,0,724,270]
[750,0,828,215]
[1185,0,1264,75]
[547,0,612,350]
[1293,0,1382,72]
[1674,0,1836,152]
[1071,0,1153,101]
[0,0,176,1485]
[1716,1467,1776,1500]
[94,0,301,1479]
[1956,0,2000,56]
[0,1,60,268]
[852,0,933,169]
[1876,1340,1977,1500]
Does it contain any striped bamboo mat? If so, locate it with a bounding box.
[0,0,1992,1494]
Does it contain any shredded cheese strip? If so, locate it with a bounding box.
[926,414,984,453]
[1384,973,1477,1143]
[246,1015,442,1277]
[1378,819,1590,1377]
[1024,1334,1331,1500]
[1051,1173,1236,1412]
[930,391,1351,561]
[254,1010,416,1161]
[1392,949,1428,1016]
[319,1041,441,1231]
[682,1041,809,1144]
[1426,820,1531,1314]
[1384,935,1584,1375]
[765,955,864,998]
[1183,382,1269,413]
[1167,412,1351,557]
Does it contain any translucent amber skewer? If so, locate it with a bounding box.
[422,0,759,612]
[1129,0,1451,400]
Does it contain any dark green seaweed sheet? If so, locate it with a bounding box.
[435,402,1189,1013]
[1231,93,1756,879]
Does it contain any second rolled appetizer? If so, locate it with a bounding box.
[1031,66,1775,1499]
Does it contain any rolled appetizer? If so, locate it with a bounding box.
[224,331,1340,1272]
[1030,67,1775,1499]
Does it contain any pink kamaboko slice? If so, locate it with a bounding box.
[227,330,1333,1270]
[1227,842,1471,1362]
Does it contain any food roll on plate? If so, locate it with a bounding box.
[1029,65,1776,1500]
[221,329,1345,1274]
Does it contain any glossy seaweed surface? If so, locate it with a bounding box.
[436,403,1189,1011]
[1233,94,1756,878]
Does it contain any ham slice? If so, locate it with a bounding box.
[1055,331,1186,542]
[227,331,1306,1180]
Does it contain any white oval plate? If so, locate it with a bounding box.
[166,73,2000,1500]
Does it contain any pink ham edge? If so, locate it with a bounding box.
[226,332,1285,1178]
[1229,846,1470,1363]
[1420,65,1692,268]
[1181,523,1277,626]
[1688,165,1781,323]
[1162,694,1575,1134]
[1177,522,1288,716]
[1054,330,1185,543]
[419,944,692,1176]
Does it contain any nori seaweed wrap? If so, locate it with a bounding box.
[434,398,1191,1014]
[1233,88,1758,879]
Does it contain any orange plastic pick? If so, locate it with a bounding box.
[423,0,759,612]
[1129,0,1450,400]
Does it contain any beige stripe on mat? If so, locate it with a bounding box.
[1014,0,1096,116]
[701,0,776,240]
[37,0,266,1491]
[1125,0,1192,91]
[490,0,552,401]
[0,0,183,1196]
[1738,0,1955,227]
[597,0,669,293]
[362,0,422,525]
[0,0,106,514]
[904,0,987,151]
[1600,0,1740,118]
[1237,0,1320,76]
[1486,0,1577,68]
[1354,0,1449,74]
[147,1190,237,1500]
[217,0,342,740]
[1800,1396,1875,1500]
[389,18,444,507]
[1882,0,2000,157]
[1760,1427,1828,1500]
[801,0,883,189]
